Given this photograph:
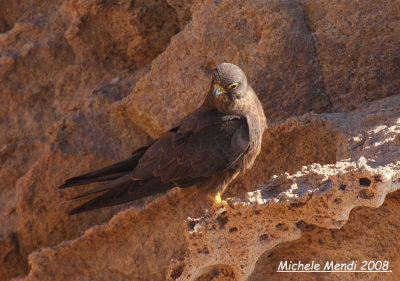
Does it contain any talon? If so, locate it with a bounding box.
[209,192,230,214]
[214,192,222,204]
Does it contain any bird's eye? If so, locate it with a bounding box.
[227,82,239,90]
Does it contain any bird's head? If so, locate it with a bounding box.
[210,63,251,114]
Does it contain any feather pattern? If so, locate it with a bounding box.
[59,63,267,215]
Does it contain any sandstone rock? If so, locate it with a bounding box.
[119,0,331,137]
[1,0,179,280]
[14,95,400,281]
[301,0,400,112]
[249,190,400,281]
[0,0,399,280]
[166,95,400,281]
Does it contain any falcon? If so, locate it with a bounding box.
[60,63,267,214]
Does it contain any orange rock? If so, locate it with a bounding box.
[1,0,399,280]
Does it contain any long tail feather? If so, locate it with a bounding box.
[59,156,141,189]
[67,174,132,201]
[69,177,174,215]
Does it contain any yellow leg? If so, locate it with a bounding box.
[210,192,230,214]
[214,192,222,204]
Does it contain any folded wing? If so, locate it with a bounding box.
[61,110,250,214]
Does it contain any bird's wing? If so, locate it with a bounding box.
[65,110,250,214]
[59,143,152,189]
[131,110,250,184]
[68,177,176,215]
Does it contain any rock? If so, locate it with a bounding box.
[14,95,400,281]
[0,0,178,280]
[249,189,400,281]
[301,0,400,112]
[119,0,331,137]
[168,95,400,280]
[0,0,399,280]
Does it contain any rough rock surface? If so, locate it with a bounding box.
[169,95,400,280]
[0,0,399,280]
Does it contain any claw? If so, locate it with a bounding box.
[209,192,230,214]
[214,192,222,204]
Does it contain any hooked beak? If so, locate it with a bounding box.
[213,84,227,98]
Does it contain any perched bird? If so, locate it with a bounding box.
[60,63,267,214]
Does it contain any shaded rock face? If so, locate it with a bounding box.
[121,0,332,137]
[248,190,400,281]
[168,95,400,280]
[0,0,399,281]
[302,0,400,111]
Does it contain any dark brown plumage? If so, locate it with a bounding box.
[60,63,267,214]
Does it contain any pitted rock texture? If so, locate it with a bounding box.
[0,0,399,280]
[167,95,400,280]
[248,190,400,281]
[13,95,400,281]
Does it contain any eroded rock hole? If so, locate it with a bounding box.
[334,198,342,204]
[170,263,185,280]
[358,189,375,199]
[359,177,372,186]
[373,175,382,182]
[197,247,209,254]
[289,201,306,209]
[216,212,229,228]
[275,223,289,231]
[187,218,201,232]
[229,227,238,232]
[195,264,236,281]
[296,220,305,229]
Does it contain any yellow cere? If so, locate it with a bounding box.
[214,83,226,92]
